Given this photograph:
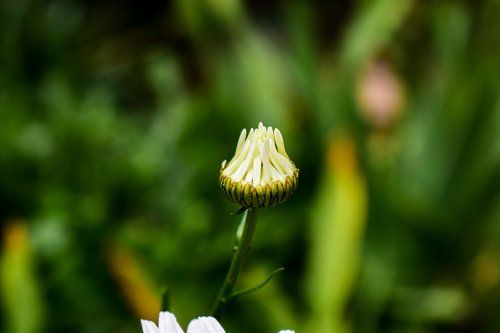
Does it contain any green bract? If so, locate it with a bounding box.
[220,123,299,208]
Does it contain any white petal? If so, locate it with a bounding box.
[158,312,184,333]
[235,129,247,155]
[278,330,294,333]
[234,143,256,181]
[277,154,294,175]
[253,156,262,186]
[270,165,284,182]
[258,122,265,133]
[245,168,253,182]
[224,136,251,175]
[141,319,160,333]
[267,126,273,140]
[261,139,271,183]
[274,128,289,159]
[268,140,286,175]
[187,316,225,333]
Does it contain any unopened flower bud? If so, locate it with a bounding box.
[220,122,299,208]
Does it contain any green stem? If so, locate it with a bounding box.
[211,208,260,318]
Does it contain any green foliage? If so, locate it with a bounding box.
[1,0,500,332]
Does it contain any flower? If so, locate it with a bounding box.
[141,312,222,333]
[141,311,294,333]
[220,122,299,208]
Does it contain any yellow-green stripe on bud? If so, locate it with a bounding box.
[220,123,299,208]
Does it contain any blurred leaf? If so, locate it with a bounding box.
[106,245,161,320]
[1,221,44,333]
[306,137,367,333]
[340,0,414,73]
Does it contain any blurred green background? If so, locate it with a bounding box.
[1,0,500,332]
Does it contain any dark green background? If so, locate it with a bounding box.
[1,0,499,332]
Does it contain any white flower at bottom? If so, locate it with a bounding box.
[141,312,222,333]
[141,311,294,333]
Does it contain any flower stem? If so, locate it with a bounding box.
[211,208,260,318]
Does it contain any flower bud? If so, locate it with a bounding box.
[220,122,299,208]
